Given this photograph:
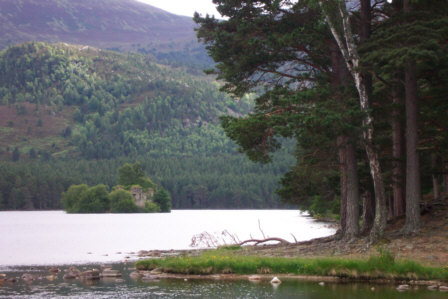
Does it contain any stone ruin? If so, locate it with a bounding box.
[129,186,154,208]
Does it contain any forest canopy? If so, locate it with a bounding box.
[194,0,448,240]
[0,42,293,211]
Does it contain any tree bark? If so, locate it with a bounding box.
[392,83,405,217]
[337,136,348,235]
[331,41,359,239]
[444,172,448,195]
[432,154,440,200]
[321,0,387,242]
[402,1,421,234]
[345,142,360,238]
[361,190,375,234]
[402,60,421,233]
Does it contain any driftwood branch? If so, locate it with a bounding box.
[239,237,291,246]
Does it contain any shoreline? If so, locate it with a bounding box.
[136,272,448,290]
[134,247,448,285]
[2,260,447,286]
[1,248,448,295]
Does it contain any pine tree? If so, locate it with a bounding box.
[195,0,363,239]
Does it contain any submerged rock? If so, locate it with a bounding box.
[63,272,78,280]
[248,275,261,281]
[396,284,409,291]
[101,269,122,278]
[270,277,281,284]
[21,273,36,282]
[63,266,81,280]
[138,250,149,257]
[149,268,163,275]
[428,285,438,291]
[48,267,60,274]
[141,275,159,282]
[130,271,143,280]
[439,286,448,292]
[79,269,100,280]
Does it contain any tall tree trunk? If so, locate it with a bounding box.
[432,154,440,200]
[345,142,360,238]
[338,136,347,235]
[331,41,359,239]
[388,192,394,220]
[402,1,421,234]
[392,83,405,217]
[403,60,421,233]
[361,190,375,234]
[444,171,448,195]
[321,0,387,241]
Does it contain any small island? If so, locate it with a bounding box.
[61,162,171,213]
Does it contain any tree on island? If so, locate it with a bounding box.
[109,189,139,213]
[61,162,171,213]
[62,184,109,213]
[118,162,156,191]
[154,189,172,213]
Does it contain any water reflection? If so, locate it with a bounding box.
[0,264,446,299]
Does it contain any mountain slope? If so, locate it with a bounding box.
[0,42,292,210]
[0,0,196,51]
[0,42,250,159]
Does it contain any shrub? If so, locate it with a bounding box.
[75,184,109,213]
[110,189,138,213]
[154,188,171,212]
[144,201,161,213]
[61,184,89,213]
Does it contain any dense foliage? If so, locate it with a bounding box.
[0,152,292,210]
[61,162,171,213]
[62,184,110,213]
[0,42,252,159]
[195,0,448,239]
[0,42,293,210]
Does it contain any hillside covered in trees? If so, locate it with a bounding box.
[0,42,293,210]
[195,0,448,241]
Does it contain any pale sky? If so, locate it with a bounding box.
[137,0,221,18]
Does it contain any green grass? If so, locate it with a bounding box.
[135,248,448,280]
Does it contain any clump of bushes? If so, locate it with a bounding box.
[61,162,171,213]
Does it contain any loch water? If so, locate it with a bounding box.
[1,210,443,298]
[0,210,334,265]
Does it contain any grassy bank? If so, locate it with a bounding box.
[135,247,448,281]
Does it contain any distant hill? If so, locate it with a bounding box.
[0,42,250,159]
[0,0,212,70]
[0,42,292,211]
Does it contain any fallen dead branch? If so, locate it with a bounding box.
[239,237,291,246]
[191,219,298,248]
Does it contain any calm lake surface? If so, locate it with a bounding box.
[0,210,335,266]
[1,210,444,298]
